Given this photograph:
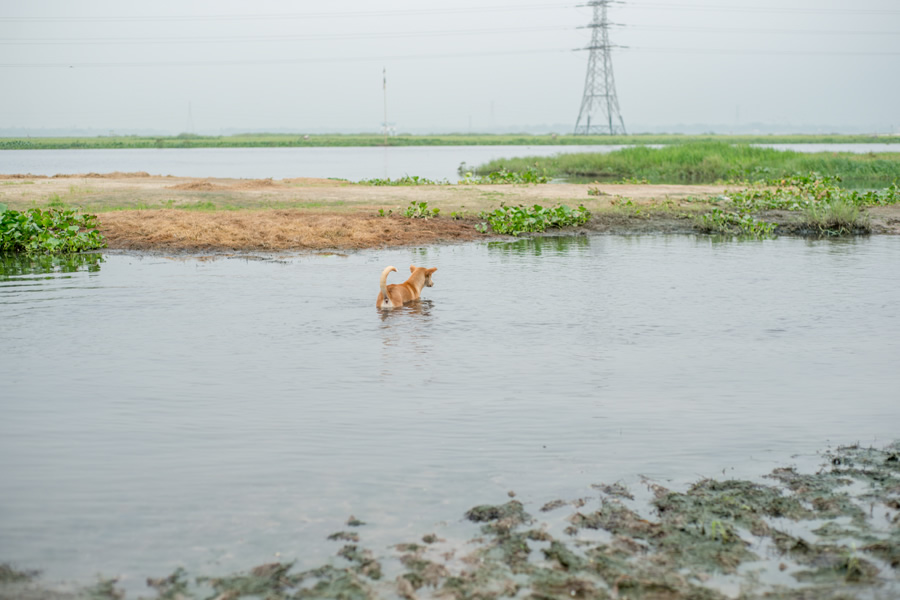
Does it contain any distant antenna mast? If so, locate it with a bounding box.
[382,67,388,145]
[573,1,626,135]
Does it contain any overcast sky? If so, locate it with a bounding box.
[1,0,898,134]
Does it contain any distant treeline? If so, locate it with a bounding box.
[474,142,900,187]
[0,133,898,150]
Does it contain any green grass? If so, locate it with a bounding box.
[803,196,871,235]
[474,142,900,187]
[1,133,898,150]
[693,173,896,237]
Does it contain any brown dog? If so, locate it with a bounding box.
[376,265,437,309]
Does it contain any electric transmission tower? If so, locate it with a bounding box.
[574,1,626,135]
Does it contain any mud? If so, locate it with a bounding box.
[4,440,897,599]
[3,174,900,250]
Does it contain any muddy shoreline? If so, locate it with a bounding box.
[4,174,898,252]
[3,440,898,600]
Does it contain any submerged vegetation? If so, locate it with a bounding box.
[6,440,898,599]
[476,142,900,187]
[0,204,106,253]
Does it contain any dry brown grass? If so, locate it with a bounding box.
[98,210,483,252]
[167,181,227,191]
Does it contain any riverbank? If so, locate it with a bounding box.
[2,132,899,150]
[475,142,900,186]
[3,174,900,252]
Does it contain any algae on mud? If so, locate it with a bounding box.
[5,441,898,599]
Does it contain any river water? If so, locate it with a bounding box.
[1,235,899,593]
[1,143,898,181]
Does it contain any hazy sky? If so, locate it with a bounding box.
[1,0,898,134]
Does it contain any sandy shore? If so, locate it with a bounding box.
[2,173,898,251]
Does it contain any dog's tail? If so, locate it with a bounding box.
[380,266,397,301]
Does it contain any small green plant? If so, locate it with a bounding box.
[359,175,450,186]
[377,208,393,217]
[707,520,733,543]
[0,204,106,254]
[696,208,776,239]
[403,200,440,219]
[46,193,67,208]
[459,167,549,185]
[699,173,895,238]
[477,203,591,236]
[804,196,870,236]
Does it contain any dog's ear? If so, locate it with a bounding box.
[409,265,416,273]
[427,268,437,275]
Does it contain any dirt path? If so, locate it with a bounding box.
[2,174,898,251]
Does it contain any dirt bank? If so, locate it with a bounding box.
[2,174,899,251]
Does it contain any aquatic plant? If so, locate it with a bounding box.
[403,200,440,219]
[696,209,776,239]
[459,167,549,185]
[477,203,591,236]
[0,204,106,254]
[695,173,896,237]
[5,440,899,600]
[803,196,871,236]
[359,174,451,186]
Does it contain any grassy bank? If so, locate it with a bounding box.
[1,133,898,150]
[476,142,900,187]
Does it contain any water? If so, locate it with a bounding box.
[1,235,899,592]
[0,145,633,182]
[1,143,897,181]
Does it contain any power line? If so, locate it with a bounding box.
[5,1,896,24]
[0,48,573,69]
[2,46,898,69]
[626,46,900,56]
[3,24,894,46]
[619,24,900,36]
[0,26,574,46]
[0,4,571,23]
[626,2,900,15]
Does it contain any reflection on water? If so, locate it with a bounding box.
[0,252,103,279]
[1,236,899,593]
[378,298,434,322]
[488,234,591,256]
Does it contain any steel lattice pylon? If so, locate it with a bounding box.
[574,1,626,135]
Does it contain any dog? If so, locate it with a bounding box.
[376,265,437,309]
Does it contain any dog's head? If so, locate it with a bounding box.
[411,265,438,287]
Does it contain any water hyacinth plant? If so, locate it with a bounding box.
[477,203,591,236]
[0,204,106,254]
